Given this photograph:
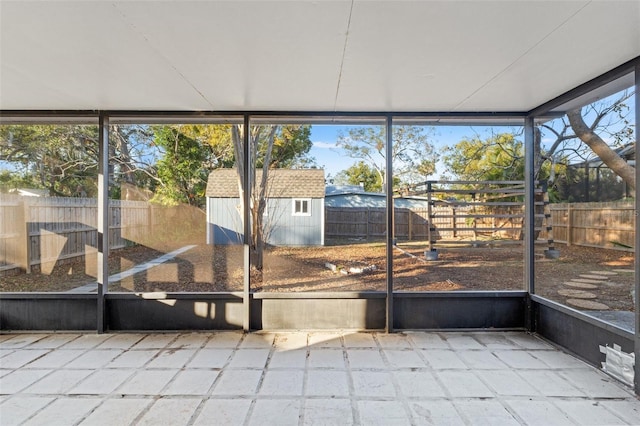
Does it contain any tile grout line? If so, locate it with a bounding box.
[242,333,276,426]
[131,333,213,424]
[343,332,361,425]
[298,332,310,426]
[186,332,243,425]
[374,332,417,425]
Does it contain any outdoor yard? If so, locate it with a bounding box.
[1,240,634,312]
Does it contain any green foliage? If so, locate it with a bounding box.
[442,133,524,182]
[0,124,99,197]
[264,125,314,169]
[334,161,383,192]
[151,126,213,207]
[333,161,400,192]
[336,125,437,187]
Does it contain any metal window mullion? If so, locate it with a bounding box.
[243,115,251,332]
[385,116,394,333]
[97,113,109,333]
[634,65,640,396]
[524,116,536,331]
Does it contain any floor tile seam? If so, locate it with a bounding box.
[499,396,580,425]
[4,366,66,394]
[481,396,531,425]
[66,367,138,395]
[152,348,205,395]
[563,399,638,425]
[110,367,181,396]
[557,368,637,398]
[147,349,202,370]
[470,368,543,398]
[511,366,587,397]
[242,337,278,426]
[17,395,72,426]
[371,333,419,424]
[342,337,361,426]
[3,349,54,369]
[298,334,311,426]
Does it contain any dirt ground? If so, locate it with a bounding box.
[1,240,634,311]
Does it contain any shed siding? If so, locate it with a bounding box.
[208,198,323,246]
[209,198,243,245]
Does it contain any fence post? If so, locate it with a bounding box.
[566,204,572,246]
[22,198,31,274]
[408,209,413,241]
[427,182,434,252]
[452,206,457,238]
[366,208,370,239]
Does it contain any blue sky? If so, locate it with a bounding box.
[309,124,522,180]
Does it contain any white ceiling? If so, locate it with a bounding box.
[1,0,639,113]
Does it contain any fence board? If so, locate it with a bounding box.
[0,196,159,273]
[545,201,635,250]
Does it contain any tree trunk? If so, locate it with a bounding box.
[231,124,278,272]
[567,109,635,190]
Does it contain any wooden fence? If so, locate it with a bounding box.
[327,201,636,251]
[0,195,203,274]
[544,201,635,251]
[1,196,636,274]
[325,205,524,241]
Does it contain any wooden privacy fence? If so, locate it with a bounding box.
[325,205,526,242]
[543,201,635,251]
[0,195,202,274]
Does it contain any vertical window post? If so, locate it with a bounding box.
[385,116,394,333]
[243,115,251,332]
[524,116,536,331]
[97,113,109,333]
[634,64,640,396]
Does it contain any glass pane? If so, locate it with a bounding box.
[535,87,636,331]
[393,124,525,291]
[107,123,242,292]
[0,124,99,292]
[251,122,387,292]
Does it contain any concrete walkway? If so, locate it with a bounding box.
[1,331,639,425]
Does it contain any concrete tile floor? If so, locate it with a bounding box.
[0,331,639,425]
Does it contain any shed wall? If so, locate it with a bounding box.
[207,197,323,246]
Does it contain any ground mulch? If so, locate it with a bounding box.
[1,241,634,311]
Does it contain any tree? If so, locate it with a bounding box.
[334,161,383,192]
[0,124,160,198]
[442,133,526,182]
[0,124,100,196]
[229,124,314,271]
[539,89,635,191]
[336,125,437,190]
[151,126,215,207]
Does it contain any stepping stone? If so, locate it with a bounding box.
[578,274,609,280]
[571,278,605,284]
[558,289,597,299]
[564,281,598,290]
[589,271,617,276]
[613,269,634,274]
[566,299,610,310]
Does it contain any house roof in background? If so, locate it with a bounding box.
[206,169,325,198]
[1,1,638,114]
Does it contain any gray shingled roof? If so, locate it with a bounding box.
[206,169,325,198]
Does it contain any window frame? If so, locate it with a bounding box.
[292,198,312,217]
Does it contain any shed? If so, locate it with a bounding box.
[325,185,430,209]
[206,168,325,246]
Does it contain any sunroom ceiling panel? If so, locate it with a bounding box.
[113,1,351,111]
[457,1,640,112]
[335,0,589,111]
[0,1,214,110]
